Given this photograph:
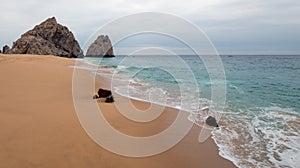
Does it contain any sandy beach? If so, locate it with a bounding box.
[0,54,235,167]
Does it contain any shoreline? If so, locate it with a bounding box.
[0,54,236,167]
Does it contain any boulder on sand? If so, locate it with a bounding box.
[93,88,114,103]
[97,88,112,98]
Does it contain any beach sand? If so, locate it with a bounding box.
[0,54,236,168]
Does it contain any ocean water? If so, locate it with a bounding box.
[78,55,300,168]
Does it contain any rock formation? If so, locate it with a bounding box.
[86,35,114,57]
[2,45,10,54]
[4,17,83,58]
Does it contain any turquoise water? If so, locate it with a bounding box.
[80,55,300,168]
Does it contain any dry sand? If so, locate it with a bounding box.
[0,54,236,168]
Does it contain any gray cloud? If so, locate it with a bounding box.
[0,0,299,54]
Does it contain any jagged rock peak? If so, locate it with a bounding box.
[86,35,114,57]
[44,17,57,24]
[4,17,83,58]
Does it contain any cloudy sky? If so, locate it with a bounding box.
[1,0,299,55]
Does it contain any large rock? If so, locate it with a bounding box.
[5,17,83,58]
[86,35,114,57]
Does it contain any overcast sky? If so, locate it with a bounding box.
[1,0,300,55]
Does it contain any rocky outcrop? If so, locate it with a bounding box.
[86,35,114,57]
[2,45,10,54]
[4,17,83,58]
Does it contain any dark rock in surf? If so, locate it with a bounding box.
[206,116,219,127]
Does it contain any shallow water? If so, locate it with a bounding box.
[78,55,300,168]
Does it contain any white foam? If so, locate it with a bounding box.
[114,86,185,112]
[211,106,300,168]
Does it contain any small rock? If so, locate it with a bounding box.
[105,95,114,103]
[206,116,219,127]
[93,95,99,99]
[2,45,11,54]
